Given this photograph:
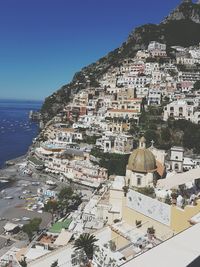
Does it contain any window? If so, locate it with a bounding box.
[137,177,141,186]
[175,163,179,171]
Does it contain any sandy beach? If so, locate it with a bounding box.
[0,158,52,232]
[0,160,52,260]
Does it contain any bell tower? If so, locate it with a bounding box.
[170,146,184,173]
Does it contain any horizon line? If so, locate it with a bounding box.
[0,97,44,102]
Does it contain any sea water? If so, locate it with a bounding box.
[0,99,42,168]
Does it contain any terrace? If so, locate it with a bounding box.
[48,219,73,234]
[93,222,161,266]
[41,141,68,152]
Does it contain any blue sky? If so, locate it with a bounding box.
[0,0,180,101]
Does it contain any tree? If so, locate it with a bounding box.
[58,187,82,213]
[58,187,73,200]
[22,217,42,242]
[22,224,34,241]
[90,147,130,176]
[74,233,98,260]
[161,127,171,142]
[144,129,158,146]
[122,186,129,197]
[44,200,58,222]
[193,80,200,91]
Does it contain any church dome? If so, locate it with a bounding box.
[127,137,157,173]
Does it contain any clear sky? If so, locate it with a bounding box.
[0,0,181,101]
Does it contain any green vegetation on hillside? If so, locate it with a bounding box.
[140,106,200,153]
[91,148,130,176]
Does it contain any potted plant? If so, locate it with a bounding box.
[147,227,155,240]
[135,220,142,228]
[122,186,129,197]
[171,191,178,205]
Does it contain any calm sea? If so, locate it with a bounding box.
[0,99,42,168]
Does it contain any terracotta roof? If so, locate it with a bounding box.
[156,160,165,177]
[60,128,75,132]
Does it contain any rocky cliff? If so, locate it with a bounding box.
[41,0,200,121]
[163,0,200,24]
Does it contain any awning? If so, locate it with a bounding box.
[54,230,73,246]
[4,222,19,232]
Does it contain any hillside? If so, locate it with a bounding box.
[41,0,200,121]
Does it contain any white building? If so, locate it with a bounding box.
[117,75,150,88]
[147,89,162,106]
[106,109,140,124]
[163,99,200,124]
[114,134,133,154]
[148,41,166,51]
[145,62,160,75]
[178,71,200,82]
[170,146,184,173]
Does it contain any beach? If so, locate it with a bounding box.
[0,159,52,231]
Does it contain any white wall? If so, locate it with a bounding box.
[127,189,171,226]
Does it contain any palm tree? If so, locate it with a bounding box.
[74,233,98,261]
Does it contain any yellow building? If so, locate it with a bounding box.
[105,138,200,243]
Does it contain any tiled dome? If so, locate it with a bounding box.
[127,137,157,173]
